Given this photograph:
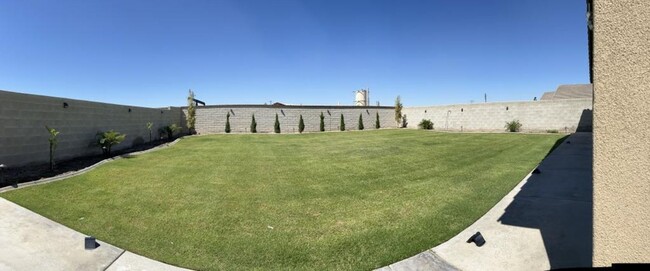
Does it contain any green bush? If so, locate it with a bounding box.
[340,114,345,131]
[401,114,408,128]
[225,112,231,133]
[358,114,364,130]
[319,112,325,132]
[160,124,181,140]
[418,119,434,130]
[505,120,522,132]
[45,126,59,171]
[298,115,305,133]
[274,113,281,133]
[375,112,380,129]
[97,130,126,156]
[251,114,257,133]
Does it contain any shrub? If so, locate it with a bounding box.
[225,112,231,133]
[146,122,154,142]
[340,114,345,131]
[546,129,559,133]
[160,124,181,140]
[358,113,364,130]
[375,112,380,129]
[505,120,522,132]
[186,89,196,134]
[319,112,325,132]
[418,119,434,130]
[395,96,403,127]
[97,130,126,156]
[401,114,408,128]
[45,126,59,171]
[251,114,257,133]
[298,115,305,133]
[274,113,281,133]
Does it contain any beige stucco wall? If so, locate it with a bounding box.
[592,0,650,266]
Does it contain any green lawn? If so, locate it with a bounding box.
[1,130,563,270]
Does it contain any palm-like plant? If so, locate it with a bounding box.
[45,126,59,171]
[97,130,126,156]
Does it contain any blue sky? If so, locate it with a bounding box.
[0,0,589,107]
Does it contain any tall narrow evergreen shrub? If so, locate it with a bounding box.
[274,113,281,133]
[358,113,364,130]
[319,112,325,132]
[225,112,231,133]
[298,115,305,133]
[375,112,380,129]
[340,114,345,131]
[250,114,257,133]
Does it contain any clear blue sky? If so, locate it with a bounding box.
[0,0,589,107]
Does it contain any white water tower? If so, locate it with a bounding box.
[354,89,369,106]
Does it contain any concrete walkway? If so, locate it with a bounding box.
[0,197,192,271]
[378,132,593,271]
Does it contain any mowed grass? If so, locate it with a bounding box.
[1,130,563,270]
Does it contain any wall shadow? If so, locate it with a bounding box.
[576,109,593,132]
[498,133,593,269]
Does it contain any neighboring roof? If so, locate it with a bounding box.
[540,91,556,101]
[540,84,593,100]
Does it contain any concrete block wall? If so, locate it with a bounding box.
[0,90,183,167]
[402,99,593,132]
[188,105,396,134]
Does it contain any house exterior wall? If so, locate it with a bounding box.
[592,0,650,266]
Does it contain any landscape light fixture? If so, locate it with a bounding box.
[84,236,97,250]
[467,231,486,247]
[63,102,69,108]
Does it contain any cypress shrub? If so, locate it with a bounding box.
[319,112,325,132]
[251,114,257,133]
[375,112,380,129]
[358,113,364,130]
[274,113,281,133]
[298,115,305,133]
[225,112,231,133]
[340,114,345,131]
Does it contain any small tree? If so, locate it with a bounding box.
[251,114,257,133]
[375,112,380,129]
[186,89,196,134]
[395,95,403,127]
[298,115,305,133]
[319,112,325,132]
[45,126,59,171]
[401,114,408,128]
[274,113,281,133]
[358,113,364,130]
[146,122,153,142]
[340,114,345,131]
[97,130,126,156]
[225,112,231,133]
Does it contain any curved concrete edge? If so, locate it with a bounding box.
[0,197,193,271]
[106,251,193,271]
[377,133,592,271]
[0,137,185,193]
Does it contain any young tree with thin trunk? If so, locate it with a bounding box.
[319,112,325,132]
[225,112,231,133]
[274,113,281,133]
[45,126,59,171]
[375,112,380,129]
[186,89,196,134]
[340,114,345,131]
[395,96,403,127]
